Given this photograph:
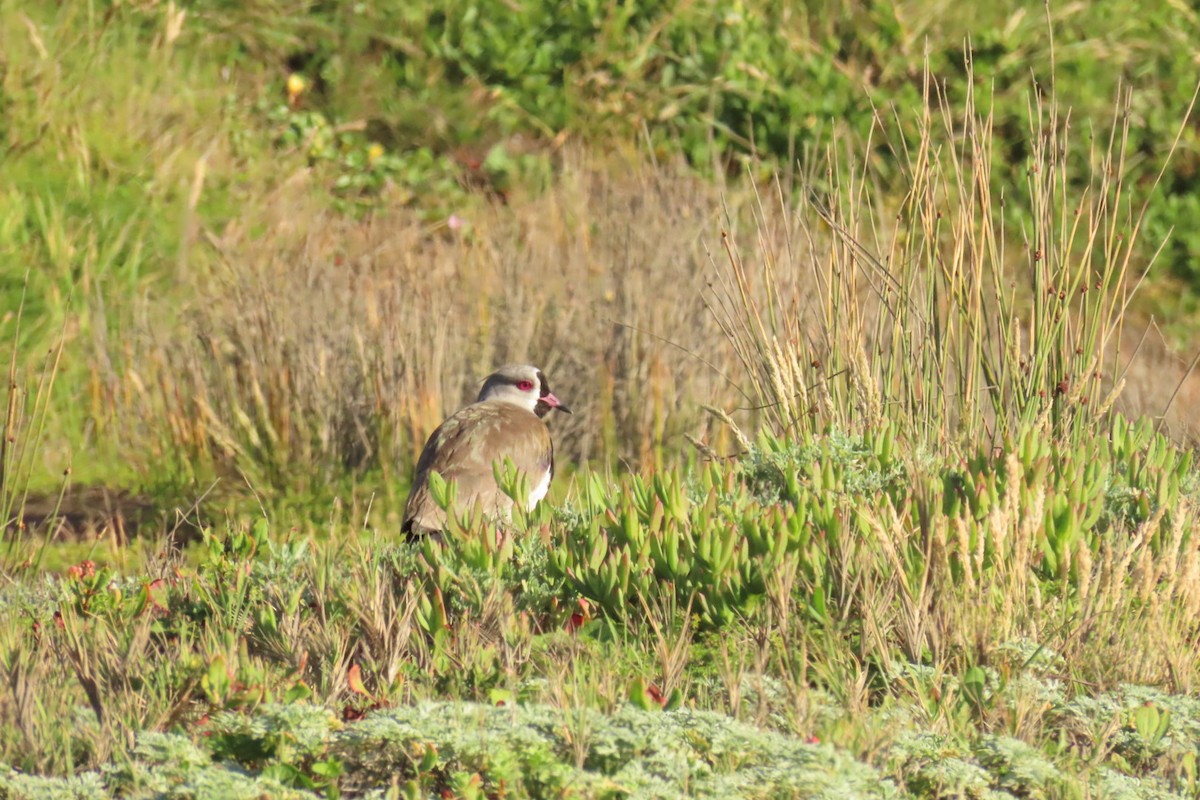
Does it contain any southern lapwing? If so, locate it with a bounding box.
[402,364,570,538]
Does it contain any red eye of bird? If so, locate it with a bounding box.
[517,380,535,391]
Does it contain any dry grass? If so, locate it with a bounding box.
[90,154,770,506]
[82,83,1200,532]
[711,72,1200,453]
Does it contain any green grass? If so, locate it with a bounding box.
[5,1,1200,798]
[2,428,1200,795]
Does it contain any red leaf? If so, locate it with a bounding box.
[565,598,591,632]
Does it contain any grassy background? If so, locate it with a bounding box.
[3,0,1200,512]
[4,0,1200,797]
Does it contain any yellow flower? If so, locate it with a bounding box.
[286,73,307,104]
[367,142,384,164]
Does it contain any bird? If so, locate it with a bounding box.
[402,364,571,538]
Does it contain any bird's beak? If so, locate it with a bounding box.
[541,392,571,414]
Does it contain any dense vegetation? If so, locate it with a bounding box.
[3,1,1200,797]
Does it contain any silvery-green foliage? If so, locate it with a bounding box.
[0,769,108,800]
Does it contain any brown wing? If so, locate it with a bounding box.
[402,402,553,537]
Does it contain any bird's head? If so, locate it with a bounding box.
[478,364,571,417]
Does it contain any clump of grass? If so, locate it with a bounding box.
[556,416,1200,685]
[0,282,69,573]
[710,61,1198,453]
